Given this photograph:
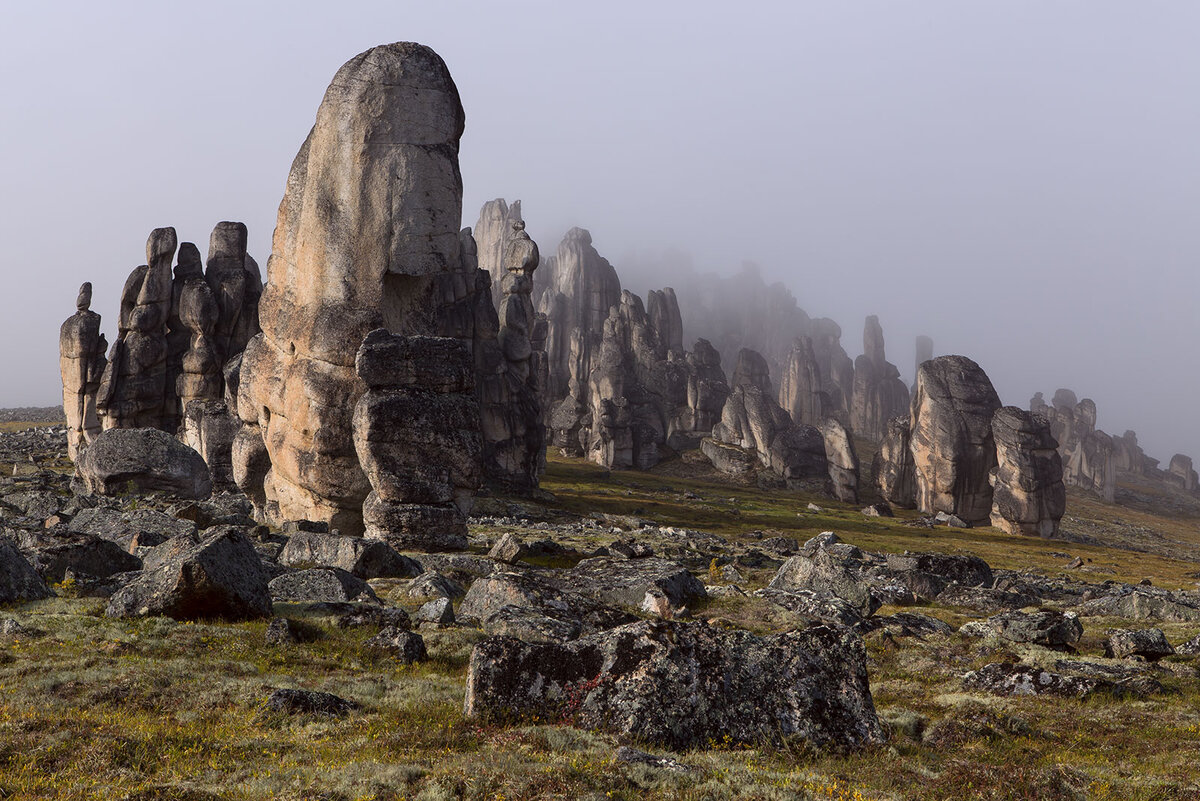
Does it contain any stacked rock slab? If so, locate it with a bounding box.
[237,43,470,535]
[850,316,910,442]
[989,406,1066,537]
[909,355,1002,524]
[59,283,107,460]
[354,331,481,551]
[702,349,828,491]
[97,228,177,430]
[872,415,916,508]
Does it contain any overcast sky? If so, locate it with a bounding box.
[2,1,1197,463]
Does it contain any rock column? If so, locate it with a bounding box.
[59,283,107,460]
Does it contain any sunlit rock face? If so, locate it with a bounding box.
[237,43,468,533]
[909,355,1002,524]
[989,406,1066,537]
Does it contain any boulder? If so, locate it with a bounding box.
[15,530,140,584]
[0,541,53,602]
[986,610,1082,649]
[268,568,379,604]
[558,557,706,610]
[464,620,885,751]
[105,526,271,620]
[366,626,427,664]
[458,571,636,641]
[266,688,359,716]
[909,355,1002,524]
[768,549,878,617]
[1105,628,1175,661]
[962,662,1145,699]
[278,530,420,579]
[75,427,211,499]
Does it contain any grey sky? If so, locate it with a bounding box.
[2,1,1197,464]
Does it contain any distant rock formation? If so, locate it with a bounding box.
[1168,454,1197,493]
[850,316,909,441]
[474,198,524,309]
[679,339,730,443]
[989,407,1065,537]
[1033,390,1116,503]
[1113,431,1146,475]
[702,349,828,490]
[909,355,1002,524]
[778,337,826,426]
[59,283,106,460]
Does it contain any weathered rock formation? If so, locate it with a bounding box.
[909,355,1002,524]
[59,283,107,460]
[778,337,825,426]
[1033,391,1116,502]
[1113,430,1147,475]
[872,416,916,508]
[702,349,828,490]
[1169,454,1198,492]
[989,406,1066,537]
[236,43,470,533]
[678,338,729,443]
[820,417,859,503]
[97,228,177,430]
[353,331,481,551]
[850,316,909,441]
[474,198,524,309]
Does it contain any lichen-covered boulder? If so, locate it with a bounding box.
[75,427,211,499]
[105,527,271,620]
[0,541,53,603]
[464,620,885,751]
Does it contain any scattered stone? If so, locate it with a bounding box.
[407,571,464,599]
[1106,628,1175,661]
[464,620,885,751]
[268,568,379,604]
[416,598,455,626]
[278,530,420,579]
[558,557,706,609]
[986,610,1082,649]
[962,662,1159,699]
[265,617,298,646]
[265,688,359,716]
[1,618,29,637]
[861,503,893,518]
[614,746,693,774]
[488,532,526,563]
[105,526,271,621]
[459,571,634,640]
[366,626,427,664]
[335,606,412,631]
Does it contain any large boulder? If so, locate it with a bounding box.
[105,526,271,620]
[75,427,211,499]
[909,355,1002,524]
[464,620,884,751]
[989,407,1066,538]
[768,549,878,618]
[986,610,1082,649]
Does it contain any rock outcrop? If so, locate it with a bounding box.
[236,43,470,533]
[75,427,212,499]
[849,316,909,442]
[909,356,1002,524]
[464,620,885,751]
[989,407,1065,537]
[819,417,859,503]
[97,228,177,430]
[59,282,107,460]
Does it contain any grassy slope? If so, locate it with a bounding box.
[2,452,1200,799]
